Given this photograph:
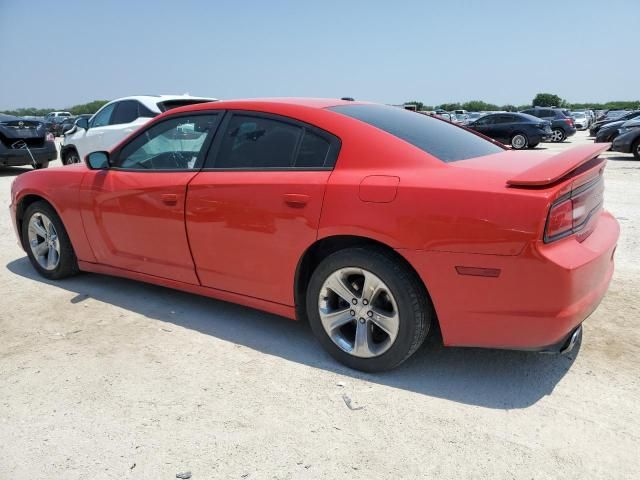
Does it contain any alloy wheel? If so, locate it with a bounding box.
[27,212,61,271]
[318,267,400,358]
[512,134,527,149]
[551,129,564,142]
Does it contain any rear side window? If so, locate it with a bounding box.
[111,100,139,125]
[210,114,340,169]
[329,104,503,162]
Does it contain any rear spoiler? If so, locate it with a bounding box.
[507,144,610,186]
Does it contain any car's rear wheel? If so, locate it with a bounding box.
[63,149,81,165]
[510,133,528,150]
[551,128,566,142]
[632,139,640,160]
[306,247,431,372]
[21,201,79,280]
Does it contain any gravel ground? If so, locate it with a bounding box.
[1,131,639,479]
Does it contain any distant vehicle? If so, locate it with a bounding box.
[46,116,75,137]
[44,111,71,121]
[454,109,468,115]
[464,112,486,124]
[466,112,552,149]
[0,113,56,169]
[611,120,640,160]
[570,111,590,130]
[594,118,630,144]
[435,112,456,122]
[520,107,576,142]
[455,113,468,123]
[61,94,218,165]
[589,110,640,136]
[62,115,92,137]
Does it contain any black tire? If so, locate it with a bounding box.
[21,201,79,280]
[306,247,431,372]
[551,128,566,143]
[632,139,640,161]
[33,161,49,169]
[510,133,528,150]
[63,148,80,165]
[528,142,539,149]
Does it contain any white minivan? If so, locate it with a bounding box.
[61,95,217,164]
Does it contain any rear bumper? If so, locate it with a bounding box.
[0,140,57,166]
[398,211,619,350]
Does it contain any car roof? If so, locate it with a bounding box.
[100,94,220,114]
[164,97,367,116]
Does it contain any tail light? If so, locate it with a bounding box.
[564,118,574,127]
[544,177,604,243]
[46,133,54,142]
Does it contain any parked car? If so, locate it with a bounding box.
[594,117,636,144]
[611,121,640,160]
[61,94,217,165]
[0,114,56,169]
[464,112,486,125]
[62,114,92,137]
[46,116,77,137]
[520,107,576,142]
[9,98,619,371]
[589,110,640,136]
[44,111,71,121]
[570,111,590,130]
[466,112,551,149]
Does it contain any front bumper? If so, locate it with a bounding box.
[611,131,637,154]
[0,140,57,166]
[399,211,619,350]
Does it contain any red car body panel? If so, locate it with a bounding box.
[9,98,620,350]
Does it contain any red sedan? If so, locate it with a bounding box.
[9,99,619,371]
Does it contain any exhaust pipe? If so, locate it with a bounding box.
[560,325,582,354]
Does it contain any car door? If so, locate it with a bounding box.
[100,100,156,152]
[471,115,496,138]
[492,115,513,143]
[79,112,221,284]
[76,102,118,159]
[186,111,340,305]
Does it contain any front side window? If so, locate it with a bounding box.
[91,103,117,128]
[330,104,503,162]
[115,114,219,170]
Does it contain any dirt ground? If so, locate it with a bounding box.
[1,131,639,479]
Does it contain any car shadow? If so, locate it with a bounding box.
[0,167,32,177]
[6,257,578,410]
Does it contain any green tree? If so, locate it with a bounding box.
[532,93,565,108]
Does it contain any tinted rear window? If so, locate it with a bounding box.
[329,104,503,162]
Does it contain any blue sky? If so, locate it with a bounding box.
[0,0,637,110]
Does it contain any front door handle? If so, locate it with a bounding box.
[283,193,309,208]
[160,193,178,206]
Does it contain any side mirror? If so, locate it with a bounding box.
[76,117,89,130]
[86,151,110,170]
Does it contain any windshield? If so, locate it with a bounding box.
[329,104,503,162]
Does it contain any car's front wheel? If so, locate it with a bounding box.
[511,133,528,150]
[551,128,566,142]
[63,148,81,165]
[33,161,49,169]
[306,247,431,372]
[632,139,640,161]
[21,201,79,280]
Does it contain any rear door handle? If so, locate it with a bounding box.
[161,193,178,206]
[283,193,309,208]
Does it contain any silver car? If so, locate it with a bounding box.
[571,111,590,130]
